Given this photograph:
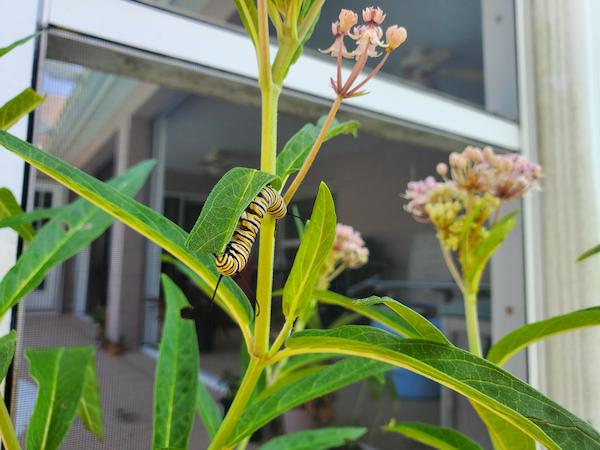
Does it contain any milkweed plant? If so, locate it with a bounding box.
[0,2,599,450]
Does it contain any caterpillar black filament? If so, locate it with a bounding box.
[211,185,287,302]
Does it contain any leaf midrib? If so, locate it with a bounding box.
[1,210,102,316]
[285,338,560,450]
[39,348,62,450]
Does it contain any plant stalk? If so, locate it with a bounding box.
[207,358,264,450]
[0,395,20,450]
[255,84,281,357]
[464,289,483,357]
[283,95,343,204]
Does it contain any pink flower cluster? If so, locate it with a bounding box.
[402,176,438,223]
[333,224,369,269]
[438,146,542,200]
[321,7,407,98]
[402,146,541,223]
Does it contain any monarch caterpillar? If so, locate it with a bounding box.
[211,185,287,304]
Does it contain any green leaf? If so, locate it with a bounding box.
[464,212,517,288]
[283,183,336,320]
[384,420,483,450]
[258,427,367,450]
[185,167,277,254]
[0,33,38,58]
[276,118,359,188]
[0,160,154,318]
[26,346,95,450]
[285,326,600,450]
[0,330,16,382]
[315,291,449,344]
[0,206,63,230]
[196,378,222,439]
[277,353,339,377]
[153,275,199,450]
[229,357,391,445]
[233,0,259,47]
[475,406,535,450]
[0,187,35,241]
[77,359,104,441]
[577,244,600,262]
[0,131,254,335]
[487,306,600,366]
[0,88,44,131]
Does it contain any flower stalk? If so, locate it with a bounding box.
[0,395,20,450]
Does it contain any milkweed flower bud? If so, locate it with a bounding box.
[333,224,370,269]
[338,9,358,34]
[362,6,386,24]
[402,176,439,223]
[385,25,407,51]
[436,162,448,178]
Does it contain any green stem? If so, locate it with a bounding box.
[0,394,20,450]
[464,289,483,357]
[255,85,281,357]
[208,358,264,450]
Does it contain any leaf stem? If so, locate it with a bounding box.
[440,244,465,292]
[268,318,295,357]
[207,358,264,450]
[283,95,343,204]
[464,288,483,357]
[0,394,20,450]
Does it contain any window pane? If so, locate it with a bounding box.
[135,0,518,120]
[17,34,523,447]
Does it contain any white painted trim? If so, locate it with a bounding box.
[515,0,545,393]
[46,0,520,150]
[0,1,39,335]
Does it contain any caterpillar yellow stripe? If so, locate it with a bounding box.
[215,185,286,277]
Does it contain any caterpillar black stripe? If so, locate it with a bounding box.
[211,185,287,303]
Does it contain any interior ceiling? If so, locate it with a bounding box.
[163,94,308,172]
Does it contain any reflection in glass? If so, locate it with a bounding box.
[135,0,518,120]
[17,54,499,448]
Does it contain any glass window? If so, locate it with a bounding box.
[135,0,518,120]
[16,33,521,447]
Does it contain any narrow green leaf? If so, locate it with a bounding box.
[26,346,95,450]
[384,420,483,450]
[0,331,16,382]
[276,118,359,188]
[0,131,253,334]
[196,378,222,439]
[577,244,600,262]
[233,0,259,47]
[0,187,35,241]
[277,353,339,377]
[475,406,535,450]
[229,357,391,445]
[487,306,600,366]
[0,206,63,229]
[153,275,199,450]
[185,167,277,254]
[0,160,155,318]
[283,183,336,320]
[77,360,104,441]
[0,33,38,58]
[259,427,367,450]
[0,88,44,131]
[286,326,600,450]
[316,291,448,344]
